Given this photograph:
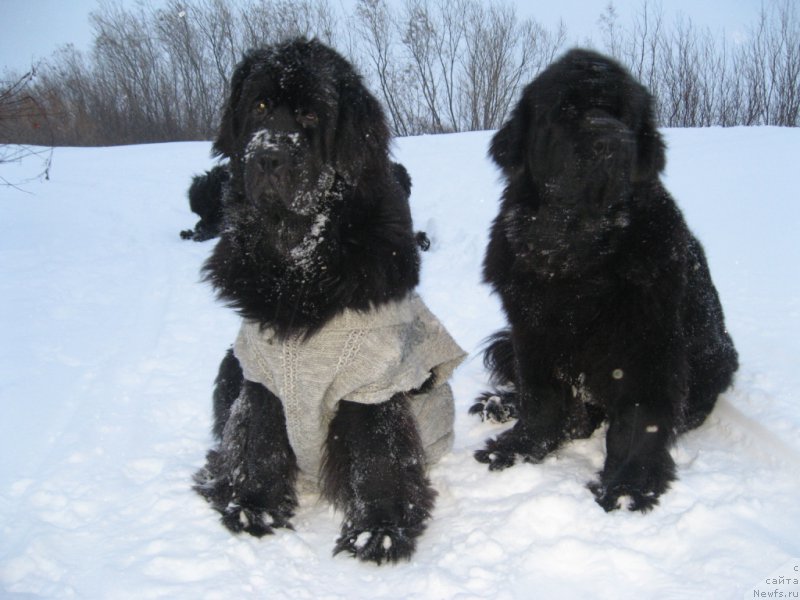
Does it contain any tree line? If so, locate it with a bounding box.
[1,0,798,148]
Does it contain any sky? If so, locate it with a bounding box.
[0,0,765,75]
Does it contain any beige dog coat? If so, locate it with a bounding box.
[234,292,466,483]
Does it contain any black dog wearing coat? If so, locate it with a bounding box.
[192,38,464,564]
[471,49,738,511]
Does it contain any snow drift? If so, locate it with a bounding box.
[0,127,798,598]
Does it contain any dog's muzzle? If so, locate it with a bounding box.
[248,146,293,189]
[242,129,338,218]
[243,129,317,213]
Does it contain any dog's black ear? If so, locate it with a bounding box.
[489,101,529,172]
[633,89,666,180]
[332,67,391,181]
[392,162,412,198]
[213,53,255,158]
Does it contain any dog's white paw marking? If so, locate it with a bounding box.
[354,531,372,549]
[238,509,250,527]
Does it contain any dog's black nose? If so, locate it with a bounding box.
[591,133,633,163]
[593,139,612,156]
[256,149,291,174]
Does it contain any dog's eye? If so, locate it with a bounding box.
[255,100,269,114]
[297,109,319,128]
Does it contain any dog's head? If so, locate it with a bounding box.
[204,39,420,334]
[490,48,665,205]
[489,49,667,275]
[213,38,390,216]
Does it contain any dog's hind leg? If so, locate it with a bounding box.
[322,394,436,565]
[194,380,298,536]
[681,239,739,432]
[682,347,737,432]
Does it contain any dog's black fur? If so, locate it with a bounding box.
[471,49,738,512]
[180,164,230,241]
[193,38,438,564]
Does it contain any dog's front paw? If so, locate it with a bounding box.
[194,461,296,537]
[469,391,518,423]
[588,455,676,513]
[474,436,519,470]
[588,480,662,513]
[334,524,417,565]
[219,501,295,537]
[474,424,559,470]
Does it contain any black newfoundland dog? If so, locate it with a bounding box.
[192,38,465,564]
[471,49,738,511]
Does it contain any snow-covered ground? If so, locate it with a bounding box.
[1,127,798,599]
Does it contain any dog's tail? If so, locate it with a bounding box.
[483,328,515,387]
[469,329,519,423]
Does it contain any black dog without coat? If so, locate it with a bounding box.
[192,38,464,564]
[471,49,738,511]
[180,164,230,241]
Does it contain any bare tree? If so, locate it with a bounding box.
[591,0,799,128]
[193,0,239,86]
[766,0,800,125]
[354,0,414,135]
[598,2,623,59]
[715,39,745,127]
[459,2,561,131]
[3,0,798,146]
[434,0,469,131]
[0,69,53,184]
[238,0,338,49]
[623,0,664,93]
[659,17,703,127]
[400,0,447,132]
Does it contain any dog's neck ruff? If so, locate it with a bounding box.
[233,292,466,486]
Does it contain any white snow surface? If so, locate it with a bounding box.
[1,128,799,599]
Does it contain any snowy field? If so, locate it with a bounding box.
[1,127,799,599]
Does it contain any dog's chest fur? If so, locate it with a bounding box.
[497,186,694,395]
[500,192,634,280]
